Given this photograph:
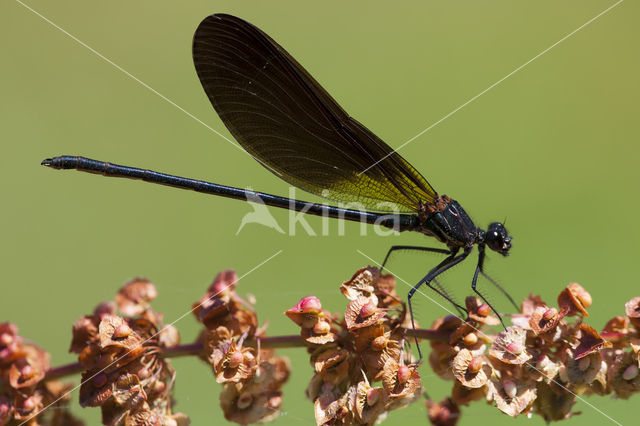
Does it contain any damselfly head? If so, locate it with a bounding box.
[485,222,512,256]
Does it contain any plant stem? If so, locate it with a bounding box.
[45,328,449,381]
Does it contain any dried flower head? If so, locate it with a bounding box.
[452,349,491,388]
[488,378,536,417]
[529,305,567,335]
[353,381,388,424]
[557,282,591,317]
[489,326,532,365]
[426,397,460,426]
[567,350,603,385]
[115,278,158,317]
[609,351,640,399]
[381,358,422,400]
[534,382,577,422]
[344,296,386,331]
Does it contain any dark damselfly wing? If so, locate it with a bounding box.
[192,14,437,213]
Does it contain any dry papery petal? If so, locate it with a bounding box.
[112,373,147,409]
[465,297,500,326]
[529,305,567,336]
[354,381,388,424]
[567,351,602,385]
[430,315,463,353]
[344,296,386,331]
[426,397,460,426]
[195,297,229,325]
[625,297,640,327]
[510,294,547,330]
[429,348,457,381]
[13,392,43,421]
[314,385,354,425]
[373,271,400,308]
[529,354,559,383]
[601,316,630,346]
[99,315,142,351]
[521,294,547,316]
[220,382,282,425]
[70,315,100,353]
[574,323,611,359]
[489,326,532,365]
[609,351,640,399]
[488,378,536,417]
[451,380,487,406]
[452,349,492,389]
[158,324,180,349]
[340,266,379,305]
[557,282,591,317]
[79,370,115,407]
[8,344,50,389]
[313,348,350,386]
[534,381,577,422]
[361,330,403,380]
[301,325,337,345]
[116,278,158,317]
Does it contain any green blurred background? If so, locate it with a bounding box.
[2,0,638,424]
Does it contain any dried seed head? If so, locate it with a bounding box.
[468,357,483,374]
[558,282,591,316]
[463,332,478,347]
[360,302,377,318]
[506,341,524,355]
[345,296,386,330]
[623,364,639,381]
[543,308,558,321]
[397,365,411,384]
[477,304,491,317]
[0,333,13,346]
[22,396,37,412]
[236,392,253,410]
[20,364,34,379]
[503,380,517,399]
[452,349,490,388]
[228,350,244,369]
[92,373,108,388]
[572,284,592,308]
[578,357,591,371]
[490,326,531,365]
[427,398,460,426]
[112,324,132,339]
[372,335,388,351]
[313,320,331,335]
[366,387,381,406]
